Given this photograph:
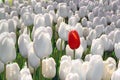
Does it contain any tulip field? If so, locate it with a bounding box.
[1,0,120,80]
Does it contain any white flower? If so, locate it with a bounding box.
[58,22,70,41]
[0,32,16,64]
[56,38,65,50]
[57,3,69,18]
[85,54,92,61]
[28,42,40,69]
[18,33,31,58]
[44,13,53,27]
[79,6,88,18]
[0,20,9,34]
[60,55,71,63]
[81,17,87,27]
[91,38,104,56]
[93,17,101,28]
[20,65,33,80]
[88,12,94,22]
[22,12,33,26]
[86,29,97,46]
[56,16,65,28]
[113,30,120,44]
[8,19,16,33]
[68,16,78,26]
[75,23,83,37]
[0,8,5,19]
[34,2,42,14]
[83,27,90,38]
[95,25,104,38]
[86,55,104,80]
[33,32,52,59]
[102,57,116,80]
[42,57,56,78]
[100,17,107,26]
[111,68,120,80]
[65,73,80,80]
[59,59,71,80]
[6,63,20,80]
[0,60,4,73]
[114,42,120,59]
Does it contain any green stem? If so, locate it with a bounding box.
[40,59,43,80]
[33,68,36,80]
[4,64,6,80]
[73,49,76,59]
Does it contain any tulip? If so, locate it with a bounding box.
[33,32,52,59]
[0,20,9,34]
[34,2,42,14]
[93,17,101,28]
[0,8,5,19]
[65,73,80,80]
[102,57,116,80]
[68,16,78,26]
[86,55,104,80]
[18,33,31,58]
[44,13,53,27]
[0,32,16,64]
[81,17,87,27]
[100,17,107,26]
[86,29,96,46]
[28,42,40,69]
[88,12,94,22]
[8,19,16,32]
[95,25,104,38]
[56,38,65,50]
[60,55,71,63]
[75,23,83,37]
[6,62,20,80]
[0,60,4,73]
[42,57,56,78]
[79,6,88,18]
[113,30,120,44]
[20,64,33,80]
[114,42,120,59]
[111,68,120,80]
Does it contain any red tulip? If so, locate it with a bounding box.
[68,30,80,49]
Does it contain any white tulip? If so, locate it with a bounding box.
[47,5,54,11]
[102,57,116,80]
[79,6,88,18]
[93,17,101,28]
[111,68,120,80]
[83,27,90,38]
[8,19,16,32]
[75,23,83,37]
[28,42,40,69]
[111,14,118,23]
[0,32,16,64]
[0,60,4,73]
[81,17,87,27]
[44,13,53,27]
[65,73,80,80]
[34,14,45,28]
[34,2,42,14]
[33,32,52,59]
[86,29,97,46]
[86,55,104,80]
[57,16,65,28]
[20,65,33,80]
[68,16,78,26]
[59,59,71,80]
[91,38,104,56]
[88,12,94,22]
[22,12,33,26]
[113,30,120,44]
[42,57,56,78]
[56,38,65,50]
[58,22,70,41]
[0,20,9,34]
[100,17,107,26]
[95,25,104,38]
[57,3,69,18]
[104,24,115,35]
[66,44,74,58]
[6,63,20,80]
[60,55,71,63]
[49,10,57,23]
[114,42,120,59]
[18,34,31,58]
[85,54,92,61]
[0,8,5,19]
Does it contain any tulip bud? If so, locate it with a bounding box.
[8,19,16,32]
[42,57,56,78]
[6,63,20,80]
[111,68,120,80]
[86,55,104,80]
[18,34,31,58]
[0,32,16,64]
[0,20,9,34]
[56,38,65,50]
[33,32,52,59]
[114,42,120,59]
[65,73,80,80]
[95,25,104,38]
[113,30,120,44]
[44,13,53,27]
[0,60,4,73]
[28,42,40,69]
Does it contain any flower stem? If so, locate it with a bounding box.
[4,64,6,80]
[40,59,43,80]
[73,49,76,59]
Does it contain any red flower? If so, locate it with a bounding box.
[68,30,80,49]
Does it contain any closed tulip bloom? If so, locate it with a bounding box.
[113,30,120,44]
[86,55,104,80]
[28,42,40,69]
[18,34,31,58]
[88,12,94,22]
[79,6,88,18]
[75,23,83,37]
[65,73,80,80]
[68,30,80,49]
[44,13,53,27]
[0,32,16,64]
[33,32,52,59]
[81,17,87,27]
[93,17,101,28]
[42,57,56,78]
[20,65,33,80]
[6,62,20,80]
[34,2,42,14]
[56,38,65,50]
[8,19,16,32]
[102,57,116,80]
[0,20,9,34]
[0,8,5,19]
[111,68,120,80]
[95,25,104,38]
[68,16,78,26]
[22,12,33,26]
[0,60,4,73]
[60,55,71,63]
[114,42,120,59]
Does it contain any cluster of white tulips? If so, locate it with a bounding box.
[0,0,120,80]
